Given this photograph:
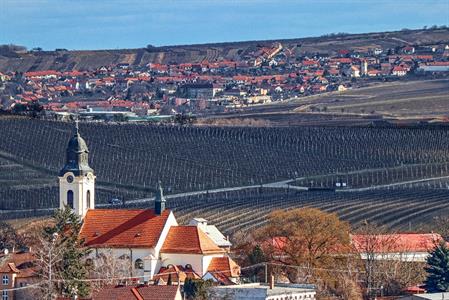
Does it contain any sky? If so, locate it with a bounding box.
[1,0,448,50]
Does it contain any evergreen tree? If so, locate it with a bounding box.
[44,206,91,298]
[425,241,449,292]
[183,278,214,300]
[248,245,266,265]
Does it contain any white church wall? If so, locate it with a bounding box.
[160,253,204,276]
[154,212,178,256]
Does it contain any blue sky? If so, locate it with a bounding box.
[1,0,448,50]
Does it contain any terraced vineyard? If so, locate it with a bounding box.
[167,188,449,234]
[2,117,449,233]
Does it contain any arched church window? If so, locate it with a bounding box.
[87,190,91,209]
[135,259,144,270]
[67,190,74,209]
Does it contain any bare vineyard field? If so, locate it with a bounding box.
[205,79,449,126]
[2,118,449,231]
[167,188,449,234]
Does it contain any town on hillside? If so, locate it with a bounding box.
[1,39,449,121]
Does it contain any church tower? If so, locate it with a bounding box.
[59,122,96,219]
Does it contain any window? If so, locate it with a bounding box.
[67,190,74,209]
[2,290,7,300]
[86,190,91,209]
[85,258,93,267]
[134,259,144,270]
[2,275,8,285]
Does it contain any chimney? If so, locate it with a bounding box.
[268,274,275,290]
[155,180,166,215]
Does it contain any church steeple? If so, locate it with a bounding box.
[155,181,166,215]
[59,120,93,177]
[59,121,96,219]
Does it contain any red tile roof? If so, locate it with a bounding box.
[206,270,235,285]
[25,70,61,77]
[91,285,141,300]
[0,252,37,278]
[154,265,200,283]
[136,285,180,300]
[79,209,171,248]
[92,285,180,300]
[161,226,224,254]
[351,233,443,253]
[207,256,241,278]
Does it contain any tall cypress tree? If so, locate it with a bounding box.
[425,241,449,292]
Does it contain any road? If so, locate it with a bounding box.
[2,171,449,217]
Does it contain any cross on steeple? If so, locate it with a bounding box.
[155,180,166,215]
[75,118,80,135]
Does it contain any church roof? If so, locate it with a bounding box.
[161,226,224,254]
[79,209,171,248]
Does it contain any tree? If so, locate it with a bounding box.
[184,278,214,300]
[0,221,25,251]
[35,206,91,299]
[11,101,43,117]
[427,216,449,241]
[254,208,352,298]
[248,245,266,265]
[355,221,426,298]
[425,241,449,292]
[257,207,350,273]
[89,250,133,292]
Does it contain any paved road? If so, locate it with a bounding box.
[2,172,449,216]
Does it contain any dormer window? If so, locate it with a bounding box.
[135,259,144,270]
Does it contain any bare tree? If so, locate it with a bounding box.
[89,250,133,291]
[354,221,426,298]
[33,231,64,300]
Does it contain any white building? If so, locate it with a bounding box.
[209,283,316,300]
[399,292,449,300]
[351,233,443,262]
[189,218,232,250]
[58,125,240,283]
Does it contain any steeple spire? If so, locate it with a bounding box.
[155,180,166,215]
[59,122,93,176]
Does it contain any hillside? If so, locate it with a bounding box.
[199,79,449,126]
[2,118,449,233]
[1,28,448,72]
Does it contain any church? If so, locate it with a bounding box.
[58,125,240,284]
